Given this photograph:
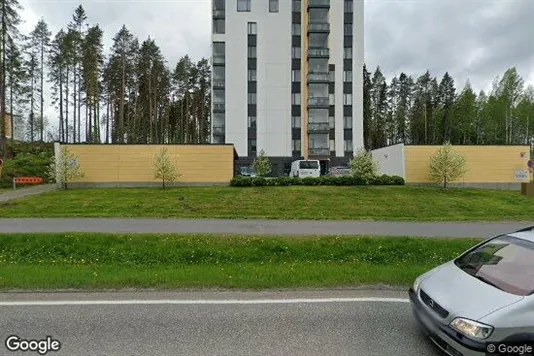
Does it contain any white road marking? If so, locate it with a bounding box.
[0,297,410,306]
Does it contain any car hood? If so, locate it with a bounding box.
[419,262,524,321]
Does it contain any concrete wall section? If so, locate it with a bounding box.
[371,143,406,178]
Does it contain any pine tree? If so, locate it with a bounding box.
[81,25,103,142]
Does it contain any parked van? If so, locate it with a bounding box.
[289,160,321,178]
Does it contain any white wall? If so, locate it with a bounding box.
[352,0,365,151]
[371,144,406,178]
[256,0,292,157]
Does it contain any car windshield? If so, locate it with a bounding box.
[299,161,319,169]
[454,234,534,296]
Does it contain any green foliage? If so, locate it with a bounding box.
[230,174,405,187]
[153,147,180,189]
[0,152,52,188]
[48,146,85,190]
[428,142,467,188]
[251,149,272,177]
[350,148,379,179]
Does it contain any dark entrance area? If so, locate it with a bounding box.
[319,160,330,176]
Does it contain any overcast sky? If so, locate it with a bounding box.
[18,0,534,131]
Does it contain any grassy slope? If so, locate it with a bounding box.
[0,233,481,290]
[0,186,532,221]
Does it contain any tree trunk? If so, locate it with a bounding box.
[59,64,64,142]
[40,38,45,142]
[105,90,110,144]
[65,66,70,142]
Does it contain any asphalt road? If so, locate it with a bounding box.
[0,217,532,237]
[0,290,442,356]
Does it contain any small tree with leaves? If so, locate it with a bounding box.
[153,147,179,189]
[428,142,467,188]
[48,146,84,189]
[251,149,272,177]
[350,148,379,180]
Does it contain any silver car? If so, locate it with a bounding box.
[410,226,534,356]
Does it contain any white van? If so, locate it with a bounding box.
[289,160,321,178]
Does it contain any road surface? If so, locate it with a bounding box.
[0,290,442,356]
[0,217,532,237]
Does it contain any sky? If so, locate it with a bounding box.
[17,0,534,134]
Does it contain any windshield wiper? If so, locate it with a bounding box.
[473,275,505,291]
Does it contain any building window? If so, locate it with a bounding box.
[343,47,352,59]
[248,69,257,81]
[343,116,352,129]
[247,22,257,35]
[292,47,301,59]
[269,0,279,12]
[330,139,335,151]
[292,0,301,12]
[213,19,225,34]
[213,135,224,144]
[248,93,257,104]
[248,46,256,58]
[344,0,353,13]
[292,93,301,105]
[292,24,301,36]
[344,24,352,36]
[249,139,257,151]
[344,139,353,152]
[292,139,301,151]
[329,116,335,129]
[343,70,352,82]
[343,94,352,105]
[237,0,251,12]
[248,116,256,128]
[329,70,335,82]
[292,116,301,128]
[291,70,301,82]
[329,93,335,105]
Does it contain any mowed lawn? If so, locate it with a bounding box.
[0,185,532,221]
[0,233,482,290]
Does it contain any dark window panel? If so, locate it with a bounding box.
[292,105,301,116]
[248,35,257,46]
[329,129,335,140]
[343,82,352,93]
[292,36,301,47]
[292,12,301,23]
[292,58,301,69]
[248,105,257,116]
[292,82,301,93]
[248,81,257,93]
[344,59,352,70]
[344,36,353,47]
[329,106,335,116]
[329,64,335,71]
[344,13,353,24]
[292,128,301,139]
[344,106,352,116]
[329,82,335,93]
[248,59,257,69]
[344,128,353,140]
[248,128,257,139]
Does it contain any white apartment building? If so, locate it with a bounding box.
[211,0,364,175]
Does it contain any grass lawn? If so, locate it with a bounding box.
[0,233,482,290]
[0,186,532,221]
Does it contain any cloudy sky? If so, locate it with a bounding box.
[18,0,534,131]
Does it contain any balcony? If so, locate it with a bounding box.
[308,148,330,156]
[307,122,330,133]
[213,9,225,19]
[307,71,330,83]
[212,55,225,65]
[212,80,225,89]
[213,103,225,113]
[308,0,330,9]
[307,48,329,58]
[308,97,329,108]
[212,126,225,135]
[307,23,330,33]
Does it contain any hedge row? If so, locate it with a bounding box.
[0,152,52,188]
[230,174,405,187]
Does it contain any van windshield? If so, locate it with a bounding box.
[299,161,319,169]
[454,234,534,296]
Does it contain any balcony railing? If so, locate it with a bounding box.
[307,23,330,33]
[213,103,225,112]
[213,9,225,18]
[308,148,330,156]
[307,48,329,58]
[308,97,329,107]
[308,122,330,132]
[212,126,225,135]
[212,55,225,65]
[307,72,330,83]
[212,80,225,89]
[308,0,330,8]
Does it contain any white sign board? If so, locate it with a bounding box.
[515,169,530,182]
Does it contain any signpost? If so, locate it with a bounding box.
[0,158,3,177]
[515,169,530,182]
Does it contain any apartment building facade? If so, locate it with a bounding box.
[211,0,364,175]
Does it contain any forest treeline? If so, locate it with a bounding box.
[0,1,533,156]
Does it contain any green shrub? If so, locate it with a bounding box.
[0,152,52,188]
[230,174,404,187]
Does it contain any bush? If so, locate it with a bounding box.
[0,152,52,188]
[229,174,405,187]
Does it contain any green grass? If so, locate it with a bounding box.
[0,186,532,221]
[0,233,482,290]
